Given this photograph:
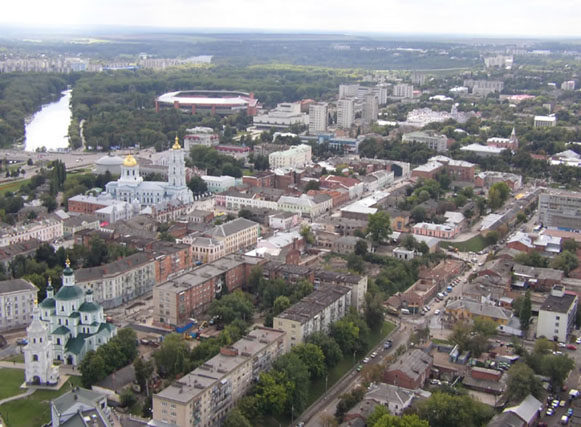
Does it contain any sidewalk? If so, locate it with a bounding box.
[0,388,34,406]
[0,361,25,370]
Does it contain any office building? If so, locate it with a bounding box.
[153,327,285,427]
[538,190,581,231]
[0,279,38,332]
[253,102,309,129]
[393,84,414,98]
[534,115,557,128]
[273,284,352,352]
[308,103,328,134]
[402,131,448,152]
[269,144,312,168]
[337,98,355,129]
[537,285,578,342]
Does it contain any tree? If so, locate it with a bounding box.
[255,371,290,415]
[367,211,392,243]
[153,333,190,378]
[291,343,326,379]
[80,350,107,388]
[304,180,320,191]
[416,392,495,427]
[223,408,252,427]
[484,230,499,245]
[506,362,543,402]
[300,225,315,245]
[487,182,510,210]
[364,292,385,331]
[551,250,579,275]
[306,332,343,367]
[273,352,310,414]
[120,389,137,408]
[539,353,575,389]
[273,295,291,316]
[473,317,498,338]
[354,239,368,256]
[330,318,361,355]
[563,239,578,253]
[373,414,429,427]
[410,206,426,223]
[134,357,155,395]
[366,404,390,427]
[347,253,365,273]
[336,387,366,422]
[41,193,58,212]
[519,290,532,331]
[187,175,208,194]
[208,290,254,326]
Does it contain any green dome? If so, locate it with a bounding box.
[63,267,74,276]
[79,302,100,312]
[39,297,56,308]
[55,285,84,301]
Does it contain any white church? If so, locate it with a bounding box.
[24,259,116,384]
[105,136,194,207]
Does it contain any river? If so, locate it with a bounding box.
[24,89,72,152]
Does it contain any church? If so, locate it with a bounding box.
[25,259,116,376]
[105,136,194,207]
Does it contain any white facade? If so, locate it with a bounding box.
[402,131,448,152]
[184,127,219,150]
[337,98,355,129]
[0,279,38,332]
[95,200,135,224]
[308,103,328,134]
[36,262,116,366]
[24,306,59,385]
[253,102,309,129]
[269,144,312,168]
[393,84,414,98]
[105,139,193,208]
[202,175,237,193]
[561,81,576,91]
[278,194,332,218]
[0,216,63,248]
[537,286,578,343]
[224,194,278,211]
[339,84,359,98]
[534,115,557,128]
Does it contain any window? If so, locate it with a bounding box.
[32,354,38,361]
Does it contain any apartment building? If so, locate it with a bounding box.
[153,255,263,327]
[308,103,328,134]
[463,79,504,96]
[393,84,414,99]
[475,171,522,190]
[151,241,194,283]
[277,194,333,218]
[74,252,156,309]
[0,216,64,247]
[206,218,260,255]
[339,84,359,98]
[428,155,475,182]
[153,327,285,427]
[273,285,352,352]
[402,131,447,152]
[537,285,578,342]
[337,98,355,129]
[538,190,581,231]
[0,279,38,332]
[362,94,378,124]
[534,115,557,128]
[268,144,312,169]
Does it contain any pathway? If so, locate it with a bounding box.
[0,361,25,370]
[0,388,34,406]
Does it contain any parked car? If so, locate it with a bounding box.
[561,415,569,425]
[546,408,555,416]
[356,365,363,372]
[576,337,581,345]
[16,338,28,346]
[560,400,567,407]
[567,344,577,350]
[567,408,574,417]
[371,352,378,358]
[363,357,370,364]
[434,309,441,315]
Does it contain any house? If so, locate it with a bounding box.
[537,285,578,342]
[445,299,520,336]
[383,349,433,389]
[344,384,415,423]
[50,387,117,427]
[393,247,416,261]
[512,264,564,292]
[507,232,534,253]
[92,364,135,402]
[462,367,506,395]
[488,394,542,427]
[333,236,365,255]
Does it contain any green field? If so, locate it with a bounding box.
[0,369,25,400]
[0,376,82,427]
[0,179,31,196]
[440,235,487,253]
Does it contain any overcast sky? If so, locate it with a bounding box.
[2,0,580,38]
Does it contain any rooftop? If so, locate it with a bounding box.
[540,290,577,314]
[275,285,351,324]
[0,278,37,295]
[75,253,154,283]
[387,349,432,381]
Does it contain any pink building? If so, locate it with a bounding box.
[412,222,458,239]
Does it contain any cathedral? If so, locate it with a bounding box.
[105,136,194,207]
[25,259,116,373]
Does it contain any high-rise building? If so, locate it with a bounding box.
[393,84,414,99]
[373,84,389,105]
[339,84,359,99]
[337,98,355,129]
[538,190,581,230]
[362,94,378,124]
[308,103,328,134]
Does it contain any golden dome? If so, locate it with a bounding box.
[123,154,138,167]
[172,135,181,150]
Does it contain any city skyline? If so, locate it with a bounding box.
[1,0,581,38]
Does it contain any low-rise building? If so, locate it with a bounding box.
[268,211,300,231]
[201,175,237,193]
[184,127,219,150]
[0,216,64,247]
[63,215,100,236]
[277,194,332,218]
[412,222,458,239]
[486,128,519,151]
[269,144,312,169]
[152,327,285,427]
[153,255,264,327]
[253,102,309,129]
[402,131,448,152]
[274,285,352,352]
[0,279,38,332]
[393,247,416,261]
[75,253,156,309]
[534,115,557,128]
[205,218,260,255]
[475,171,522,190]
[537,285,578,342]
[460,143,506,157]
[215,145,251,161]
[50,387,117,427]
[383,349,433,389]
[332,235,365,255]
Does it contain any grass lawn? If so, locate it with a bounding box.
[2,354,25,364]
[0,376,82,427]
[432,338,451,345]
[0,178,32,196]
[440,235,487,253]
[0,369,25,400]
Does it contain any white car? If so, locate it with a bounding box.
[576,337,581,345]
[363,357,370,364]
[434,309,441,315]
[371,352,378,358]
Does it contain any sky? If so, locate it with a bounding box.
[1,0,580,38]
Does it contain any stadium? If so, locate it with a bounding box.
[155,90,259,116]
